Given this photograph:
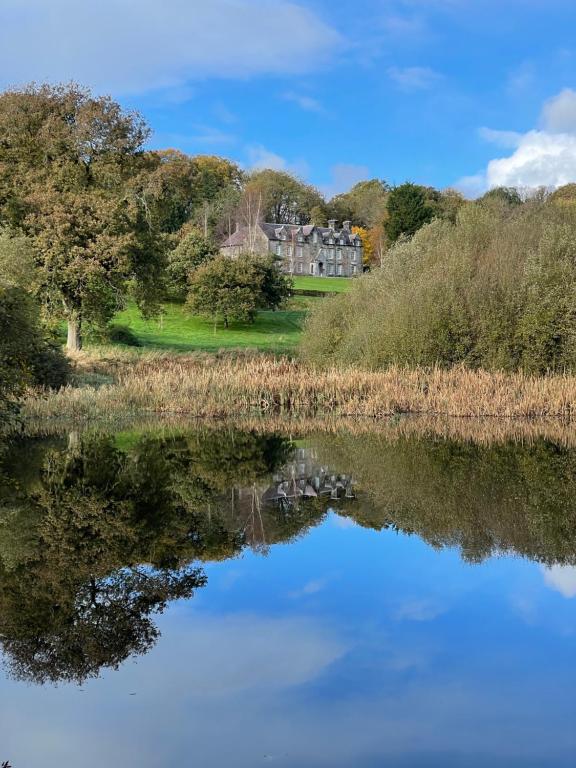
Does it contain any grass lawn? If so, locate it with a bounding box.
[114,298,315,353]
[292,275,353,293]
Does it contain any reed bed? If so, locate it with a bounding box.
[20,353,576,426]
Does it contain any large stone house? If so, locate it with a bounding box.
[220,220,363,278]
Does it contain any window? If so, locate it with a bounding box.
[297,246,303,259]
[310,263,315,275]
[352,265,357,275]
[328,248,334,261]
[337,248,342,261]
[287,245,293,257]
[276,243,282,256]
[351,251,357,263]
[338,264,343,276]
[313,232,318,244]
[328,264,334,276]
[297,262,303,273]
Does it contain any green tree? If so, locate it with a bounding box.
[188,254,291,328]
[0,83,165,351]
[140,150,243,235]
[241,170,324,225]
[166,227,218,300]
[0,229,69,414]
[328,179,389,228]
[479,186,523,206]
[386,182,435,242]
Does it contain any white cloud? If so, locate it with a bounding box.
[388,66,442,91]
[478,127,523,149]
[0,0,340,95]
[246,144,289,172]
[245,144,309,177]
[457,89,576,194]
[542,565,576,598]
[321,163,370,199]
[282,91,326,114]
[540,88,576,133]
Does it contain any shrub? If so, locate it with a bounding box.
[187,254,292,328]
[301,200,576,374]
[166,228,217,300]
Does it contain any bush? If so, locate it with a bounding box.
[166,228,217,300]
[301,200,576,374]
[0,287,69,413]
[188,254,292,328]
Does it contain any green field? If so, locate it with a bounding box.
[114,299,311,353]
[292,275,353,293]
[94,279,352,354]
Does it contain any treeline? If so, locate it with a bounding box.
[303,191,576,374]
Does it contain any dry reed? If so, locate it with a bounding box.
[20,353,576,426]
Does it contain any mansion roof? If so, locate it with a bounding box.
[221,222,362,249]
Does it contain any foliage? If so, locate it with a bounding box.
[140,150,243,235]
[0,83,166,350]
[0,230,69,412]
[188,254,292,328]
[0,429,296,682]
[241,170,324,225]
[385,182,435,242]
[351,226,373,266]
[166,227,218,300]
[328,179,389,228]
[302,200,576,373]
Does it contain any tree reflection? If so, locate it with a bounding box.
[0,429,296,684]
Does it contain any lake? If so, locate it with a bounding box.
[1,425,575,767]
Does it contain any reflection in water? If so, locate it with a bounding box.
[1,427,576,688]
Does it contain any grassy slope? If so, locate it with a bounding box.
[115,299,311,353]
[292,275,352,293]
[101,279,352,354]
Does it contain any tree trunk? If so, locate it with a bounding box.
[67,317,82,352]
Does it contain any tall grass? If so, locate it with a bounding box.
[20,352,576,424]
[302,200,576,373]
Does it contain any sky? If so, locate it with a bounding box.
[2,0,576,197]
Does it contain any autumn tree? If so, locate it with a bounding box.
[140,150,243,236]
[188,254,292,328]
[0,83,166,351]
[241,170,324,225]
[329,179,389,228]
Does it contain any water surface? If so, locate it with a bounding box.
[1,427,575,767]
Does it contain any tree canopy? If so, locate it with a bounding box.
[0,83,165,350]
[188,254,292,328]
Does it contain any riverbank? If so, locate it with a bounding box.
[20,350,576,426]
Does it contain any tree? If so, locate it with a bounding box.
[329,179,389,228]
[241,170,324,225]
[0,83,165,351]
[140,150,243,236]
[188,254,292,328]
[351,226,373,267]
[166,227,218,300]
[479,186,523,206]
[386,183,435,242]
[0,229,69,413]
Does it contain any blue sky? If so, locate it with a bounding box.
[2,0,576,196]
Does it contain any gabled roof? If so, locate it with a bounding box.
[221,222,362,248]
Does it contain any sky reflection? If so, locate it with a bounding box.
[2,512,576,767]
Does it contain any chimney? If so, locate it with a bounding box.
[343,220,351,232]
[328,219,337,230]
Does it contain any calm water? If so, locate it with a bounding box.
[1,427,576,767]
